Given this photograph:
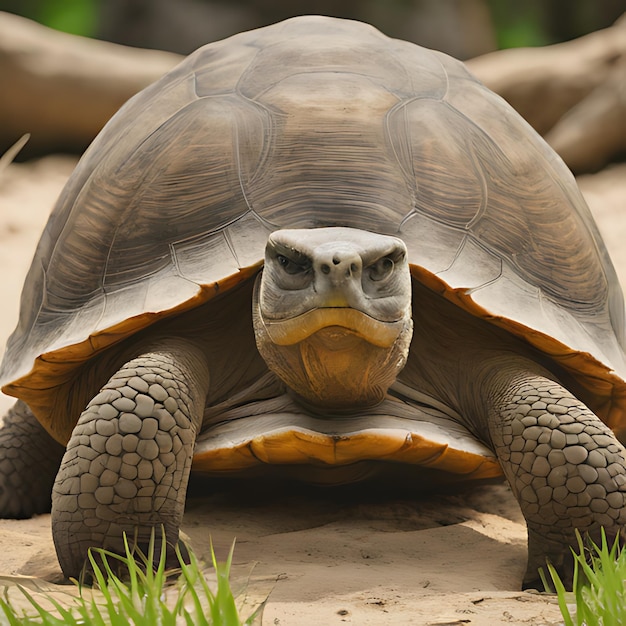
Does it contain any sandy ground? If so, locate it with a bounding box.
[0,156,625,624]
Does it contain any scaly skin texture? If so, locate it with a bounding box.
[51,340,210,579]
[485,362,626,589]
[0,400,65,518]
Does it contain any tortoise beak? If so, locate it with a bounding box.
[253,287,409,348]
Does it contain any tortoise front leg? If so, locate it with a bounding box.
[483,360,626,589]
[0,400,65,518]
[51,339,210,579]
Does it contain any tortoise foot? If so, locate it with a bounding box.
[523,525,626,591]
[51,341,209,578]
[0,400,64,518]
[523,528,576,590]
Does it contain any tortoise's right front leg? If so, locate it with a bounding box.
[51,339,210,579]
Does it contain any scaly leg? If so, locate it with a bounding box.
[485,361,626,589]
[51,340,210,579]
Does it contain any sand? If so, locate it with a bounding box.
[0,156,624,624]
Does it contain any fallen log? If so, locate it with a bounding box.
[467,14,626,172]
[0,11,181,158]
[1,11,624,172]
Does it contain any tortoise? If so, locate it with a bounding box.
[1,16,626,589]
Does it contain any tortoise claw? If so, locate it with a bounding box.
[523,528,575,591]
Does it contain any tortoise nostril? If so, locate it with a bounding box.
[321,263,331,274]
[350,263,358,273]
[332,255,341,265]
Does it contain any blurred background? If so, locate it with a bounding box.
[1,0,624,59]
[0,1,624,167]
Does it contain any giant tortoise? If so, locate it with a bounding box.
[1,16,626,589]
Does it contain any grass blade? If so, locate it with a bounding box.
[0,530,265,625]
[543,528,626,626]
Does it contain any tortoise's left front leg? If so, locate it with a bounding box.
[482,358,626,590]
[51,339,210,579]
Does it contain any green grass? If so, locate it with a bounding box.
[0,533,264,625]
[540,529,626,626]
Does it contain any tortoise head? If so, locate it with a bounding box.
[253,227,413,410]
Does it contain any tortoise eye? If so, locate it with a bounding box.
[276,254,306,275]
[368,256,394,281]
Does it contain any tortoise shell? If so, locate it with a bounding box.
[2,16,626,476]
